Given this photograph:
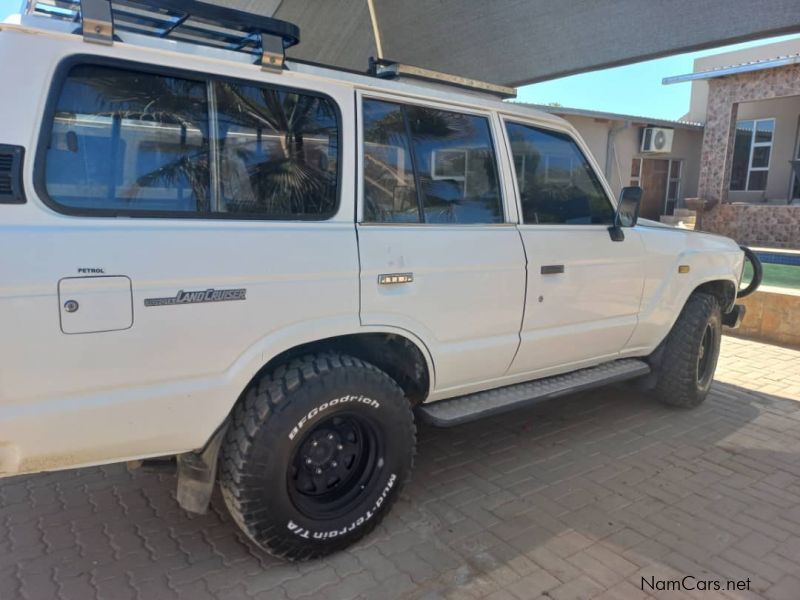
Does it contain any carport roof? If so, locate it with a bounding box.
[209,0,800,86]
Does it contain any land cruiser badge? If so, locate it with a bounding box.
[144,288,246,307]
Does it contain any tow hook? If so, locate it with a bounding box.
[722,304,746,329]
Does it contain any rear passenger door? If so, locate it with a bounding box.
[356,95,526,393]
[501,118,645,376]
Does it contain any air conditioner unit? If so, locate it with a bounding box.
[641,127,674,153]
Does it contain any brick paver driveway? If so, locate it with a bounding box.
[2,336,800,600]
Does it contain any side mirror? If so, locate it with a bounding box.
[609,186,642,241]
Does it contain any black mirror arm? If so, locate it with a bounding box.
[608,224,625,242]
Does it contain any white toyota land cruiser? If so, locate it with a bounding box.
[0,0,761,561]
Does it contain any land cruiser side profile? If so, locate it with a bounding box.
[0,0,760,560]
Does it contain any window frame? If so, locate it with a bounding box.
[729,117,774,193]
[357,90,511,226]
[664,159,682,213]
[34,55,343,221]
[498,114,618,227]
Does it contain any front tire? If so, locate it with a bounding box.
[654,292,722,408]
[219,353,415,560]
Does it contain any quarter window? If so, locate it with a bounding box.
[362,99,503,224]
[505,121,615,225]
[730,118,773,192]
[45,66,210,212]
[43,64,340,218]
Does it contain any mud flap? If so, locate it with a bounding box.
[176,425,227,514]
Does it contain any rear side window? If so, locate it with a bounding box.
[362,99,503,224]
[42,64,339,219]
[505,121,614,225]
[46,66,210,212]
[214,81,339,217]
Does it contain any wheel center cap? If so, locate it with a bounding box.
[304,432,338,467]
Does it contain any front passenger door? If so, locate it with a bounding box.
[503,119,645,377]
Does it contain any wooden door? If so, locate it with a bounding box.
[639,159,669,220]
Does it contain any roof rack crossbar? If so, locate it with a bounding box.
[27,0,300,70]
[368,58,516,99]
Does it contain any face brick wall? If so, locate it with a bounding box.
[696,63,800,248]
[702,204,800,248]
[698,63,800,204]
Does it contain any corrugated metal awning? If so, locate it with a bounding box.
[663,54,800,84]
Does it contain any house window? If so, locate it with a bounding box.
[666,160,682,209]
[630,157,642,187]
[730,118,774,192]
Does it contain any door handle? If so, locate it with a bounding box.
[541,265,565,275]
[378,273,414,285]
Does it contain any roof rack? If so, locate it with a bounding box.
[25,0,300,71]
[368,58,516,99]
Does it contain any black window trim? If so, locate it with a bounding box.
[34,54,343,221]
[359,94,508,226]
[501,116,618,226]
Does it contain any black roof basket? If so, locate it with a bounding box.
[27,0,300,71]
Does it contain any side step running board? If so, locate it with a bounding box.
[417,359,651,427]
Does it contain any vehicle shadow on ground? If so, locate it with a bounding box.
[0,379,796,599]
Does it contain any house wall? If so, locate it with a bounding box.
[697,63,800,205]
[703,204,800,247]
[731,287,800,349]
[683,38,800,123]
[729,96,800,203]
[558,114,703,205]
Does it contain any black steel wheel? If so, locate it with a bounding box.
[697,323,716,388]
[219,353,415,561]
[288,413,383,520]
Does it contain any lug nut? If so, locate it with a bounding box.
[331,461,338,468]
[305,458,312,465]
[337,444,343,450]
[315,468,323,475]
[312,440,318,447]
[327,433,334,440]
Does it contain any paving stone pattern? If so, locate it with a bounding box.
[2,336,800,599]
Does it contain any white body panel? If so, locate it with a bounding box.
[0,20,744,476]
[358,224,526,390]
[509,225,644,375]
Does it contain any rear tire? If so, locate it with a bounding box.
[654,292,722,408]
[219,353,415,560]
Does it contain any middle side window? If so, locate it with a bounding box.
[362,99,503,224]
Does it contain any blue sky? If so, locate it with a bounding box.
[517,33,800,120]
[2,0,798,121]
